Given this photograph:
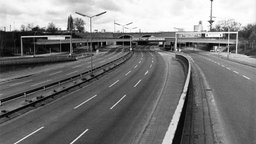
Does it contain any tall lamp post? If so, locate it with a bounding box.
[75,11,106,75]
[115,22,133,49]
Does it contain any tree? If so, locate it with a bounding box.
[212,19,241,32]
[74,18,85,33]
[20,25,26,31]
[26,23,34,31]
[47,22,58,33]
[67,15,74,32]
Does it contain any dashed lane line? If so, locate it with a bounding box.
[70,129,89,144]
[109,80,119,88]
[125,71,131,76]
[31,80,51,87]
[242,75,250,80]
[66,71,78,76]
[134,65,138,69]
[14,127,44,144]
[9,80,32,87]
[134,79,142,88]
[110,95,126,110]
[49,71,62,76]
[226,67,231,70]
[74,95,97,109]
[150,64,152,68]
[139,61,141,64]
[72,64,83,69]
[233,71,239,74]
[145,70,149,76]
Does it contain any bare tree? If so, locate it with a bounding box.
[212,19,241,32]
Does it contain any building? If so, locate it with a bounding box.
[194,21,203,32]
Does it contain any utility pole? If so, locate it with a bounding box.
[208,0,214,31]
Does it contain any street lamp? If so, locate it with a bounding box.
[76,11,107,75]
[115,22,133,49]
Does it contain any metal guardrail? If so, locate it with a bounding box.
[162,53,191,144]
[0,52,132,104]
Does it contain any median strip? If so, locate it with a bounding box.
[70,129,89,144]
[14,126,44,144]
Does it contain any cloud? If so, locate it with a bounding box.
[96,0,121,12]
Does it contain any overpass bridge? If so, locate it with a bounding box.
[20,31,239,55]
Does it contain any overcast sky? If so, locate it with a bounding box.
[1,0,255,32]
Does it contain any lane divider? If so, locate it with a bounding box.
[14,126,44,144]
[9,80,32,87]
[144,70,149,76]
[134,65,138,69]
[74,95,97,109]
[242,75,250,80]
[110,95,126,110]
[49,71,62,76]
[70,129,89,144]
[31,79,51,87]
[125,71,131,76]
[109,80,119,88]
[134,79,142,88]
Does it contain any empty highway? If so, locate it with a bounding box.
[0,46,185,144]
[187,50,256,144]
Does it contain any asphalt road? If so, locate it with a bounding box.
[0,50,126,98]
[188,51,256,144]
[0,46,181,144]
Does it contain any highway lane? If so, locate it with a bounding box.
[0,50,127,98]
[0,46,174,144]
[188,51,256,144]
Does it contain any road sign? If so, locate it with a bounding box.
[47,36,66,40]
[205,32,223,38]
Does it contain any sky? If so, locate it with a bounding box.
[0,0,255,32]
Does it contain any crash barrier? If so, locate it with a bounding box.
[0,55,76,66]
[162,53,191,144]
[0,52,133,118]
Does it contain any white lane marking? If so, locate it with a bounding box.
[221,65,225,67]
[109,80,119,88]
[134,79,142,88]
[74,95,97,109]
[226,67,231,70]
[49,71,62,76]
[150,64,152,68]
[70,129,89,144]
[66,71,78,76]
[110,95,126,110]
[242,75,250,80]
[134,65,138,69]
[9,80,32,87]
[14,127,44,144]
[152,60,154,63]
[125,71,131,76]
[144,70,149,76]
[72,64,83,69]
[139,61,141,64]
[31,80,51,87]
[233,71,239,74]
[217,63,220,65]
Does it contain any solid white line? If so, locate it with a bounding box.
[134,79,142,87]
[233,71,239,74]
[74,95,97,109]
[125,71,131,76]
[145,70,149,75]
[14,127,44,144]
[9,80,32,87]
[31,80,51,87]
[110,95,126,110]
[70,129,89,144]
[72,64,83,69]
[49,71,62,76]
[134,65,138,69]
[242,75,250,80]
[66,71,78,76]
[150,64,152,68]
[109,80,119,88]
